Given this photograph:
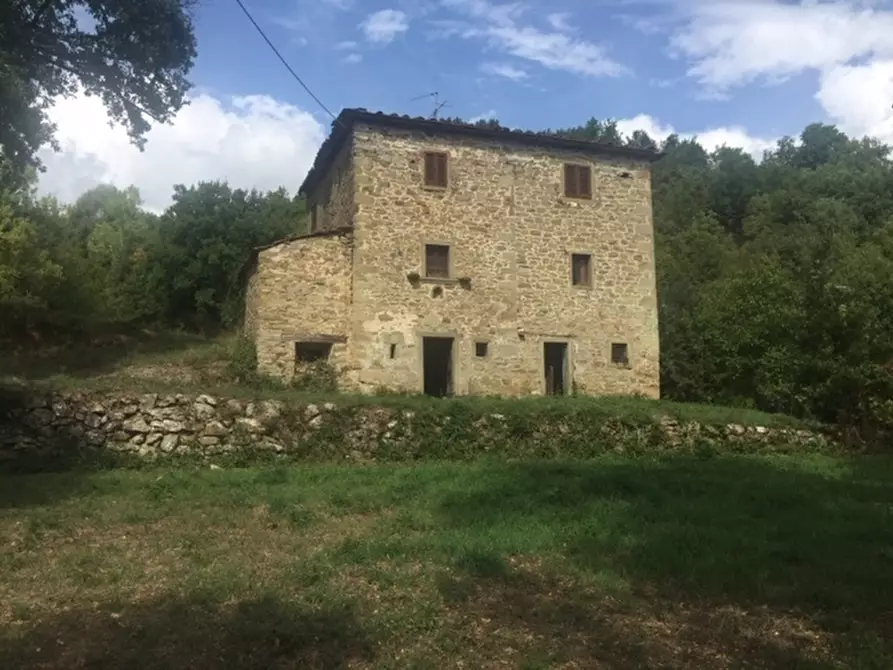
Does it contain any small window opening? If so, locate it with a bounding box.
[611,343,629,366]
[424,152,449,188]
[389,343,397,359]
[296,342,332,364]
[571,253,592,287]
[564,164,592,199]
[425,244,450,278]
[475,341,489,358]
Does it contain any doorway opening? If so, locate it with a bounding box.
[544,342,569,395]
[423,337,454,397]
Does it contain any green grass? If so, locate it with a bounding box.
[2,454,891,668]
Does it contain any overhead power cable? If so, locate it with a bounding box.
[232,0,342,125]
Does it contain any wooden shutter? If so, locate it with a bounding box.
[425,244,450,278]
[424,152,448,188]
[564,164,592,199]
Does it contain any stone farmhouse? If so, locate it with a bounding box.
[244,109,661,397]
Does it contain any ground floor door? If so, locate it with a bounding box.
[423,337,454,397]
[544,342,569,395]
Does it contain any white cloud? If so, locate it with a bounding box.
[547,12,572,32]
[616,113,777,158]
[343,52,363,64]
[38,91,326,212]
[486,24,628,76]
[335,40,358,50]
[360,9,410,44]
[480,61,528,80]
[670,1,893,91]
[469,109,498,123]
[442,0,627,77]
[816,59,893,143]
[441,0,525,27]
[662,1,893,146]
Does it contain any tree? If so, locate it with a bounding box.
[554,118,624,145]
[0,0,197,174]
[155,182,304,329]
[0,199,63,332]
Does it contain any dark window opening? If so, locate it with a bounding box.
[296,342,332,365]
[572,253,592,287]
[564,164,592,199]
[611,342,629,366]
[423,337,454,397]
[475,341,489,358]
[425,244,450,278]
[544,342,569,396]
[424,151,449,188]
[389,343,397,359]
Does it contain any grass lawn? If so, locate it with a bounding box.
[2,454,892,669]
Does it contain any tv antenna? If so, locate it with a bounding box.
[410,91,450,119]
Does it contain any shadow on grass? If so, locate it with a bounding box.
[437,566,846,669]
[0,593,373,670]
[437,456,893,658]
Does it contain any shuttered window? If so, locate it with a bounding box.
[425,244,450,278]
[564,164,592,199]
[424,152,449,188]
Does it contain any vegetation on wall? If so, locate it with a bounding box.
[3,118,893,439]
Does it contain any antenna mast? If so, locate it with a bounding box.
[410,91,451,119]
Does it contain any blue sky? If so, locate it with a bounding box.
[193,0,826,137]
[39,1,893,210]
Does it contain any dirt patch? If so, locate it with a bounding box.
[436,566,836,669]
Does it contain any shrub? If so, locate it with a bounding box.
[227,335,258,384]
[291,360,338,393]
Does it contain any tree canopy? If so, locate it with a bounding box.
[0,0,197,174]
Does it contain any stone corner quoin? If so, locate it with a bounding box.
[244,114,660,398]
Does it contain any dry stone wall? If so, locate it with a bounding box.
[0,388,835,464]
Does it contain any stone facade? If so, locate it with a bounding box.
[307,137,354,234]
[245,111,661,397]
[246,232,352,377]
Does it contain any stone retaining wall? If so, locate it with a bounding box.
[0,388,836,463]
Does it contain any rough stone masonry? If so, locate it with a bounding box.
[245,110,662,397]
[0,389,834,462]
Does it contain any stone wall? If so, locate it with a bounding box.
[249,122,660,397]
[308,136,355,234]
[245,232,353,379]
[0,388,835,464]
[346,125,659,397]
